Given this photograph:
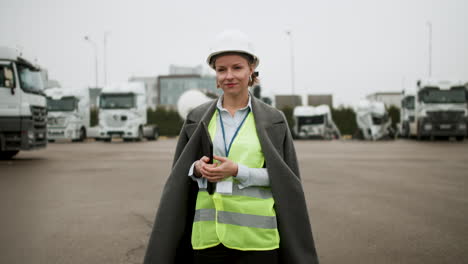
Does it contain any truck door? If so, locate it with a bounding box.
[0,62,21,121]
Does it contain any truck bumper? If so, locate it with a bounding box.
[47,127,79,140]
[99,128,137,139]
[419,121,466,137]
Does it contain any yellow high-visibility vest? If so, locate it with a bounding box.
[191,110,279,251]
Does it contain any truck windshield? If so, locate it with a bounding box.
[419,87,466,104]
[47,96,77,112]
[402,96,415,110]
[298,115,325,125]
[17,64,44,95]
[100,93,135,109]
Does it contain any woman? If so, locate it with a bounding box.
[143,30,319,264]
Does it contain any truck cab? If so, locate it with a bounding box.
[0,47,47,159]
[411,80,467,141]
[98,82,158,142]
[355,99,393,140]
[45,87,89,142]
[293,105,341,139]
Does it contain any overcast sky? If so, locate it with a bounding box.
[1,0,467,106]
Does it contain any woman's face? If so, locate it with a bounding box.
[214,54,253,96]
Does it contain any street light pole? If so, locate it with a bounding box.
[427,21,432,78]
[103,31,110,87]
[286,30,295,95]
[84,36,99,88]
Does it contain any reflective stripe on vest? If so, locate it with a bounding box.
[191,110,280,251]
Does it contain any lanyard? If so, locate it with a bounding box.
[218,108,250,157]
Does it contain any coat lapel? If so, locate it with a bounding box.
[184,96,286,158]
[184,100,218,138]
[251,97,287,159]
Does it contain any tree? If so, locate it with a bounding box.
[147,107,184,136]
[280,106,295,135]
[387,105,400,131]
[331,106,357,135]
[90,107,99,127]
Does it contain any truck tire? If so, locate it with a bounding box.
[0,150,19,160]
[79,127,86,142]
[137,127,144,142]
[73,128,86,142]
[148,128,159,141]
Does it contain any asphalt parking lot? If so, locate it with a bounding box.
[1,138,467,264]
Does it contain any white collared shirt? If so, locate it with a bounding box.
[188,94,270,192]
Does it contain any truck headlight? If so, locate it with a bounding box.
[28,131,35,140]
[424,123,432,131]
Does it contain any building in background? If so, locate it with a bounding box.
[169,64,203,75]
[158,74,220,110]
[129,76,158,110]
[308,94,333,108]
[275,95,302,109]
[366,92,404,108]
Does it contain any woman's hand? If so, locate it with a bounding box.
[194,156,210,178]
[198,155,238,183]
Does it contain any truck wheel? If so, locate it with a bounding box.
[137,127,144,142]
[148,128,159,141]
[73,128,87,142]
[0,150,19,160]
[78,128,86,142]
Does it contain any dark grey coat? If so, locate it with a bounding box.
[143,97,319,264]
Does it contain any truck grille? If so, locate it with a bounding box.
[48,116,66,126]
[30,106,47,145]
[427,111,464,122]
[105,114,128,128]
[31,106,47,129]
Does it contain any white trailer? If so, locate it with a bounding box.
[98,82,159,142]
[409,80,467,141]
[293,105,341,139]
[399,94,415,138]
[355,99,393,140]
[0,47,47,159]
[45,87,90,142]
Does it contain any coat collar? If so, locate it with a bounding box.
[187,93,284,129]
[184,93,286,153]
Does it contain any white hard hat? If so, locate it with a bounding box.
[206,30,259,70]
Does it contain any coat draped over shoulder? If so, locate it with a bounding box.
[143,97,319,264]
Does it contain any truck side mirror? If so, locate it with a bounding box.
[3,67,15,89]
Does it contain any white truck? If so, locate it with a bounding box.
[355,99,394,140]
[399,94,415,138]
[0,47,47,159]
[97,82,159,142]
[45,87,90,142]
[409,80,467,141]
[292,105,341,139]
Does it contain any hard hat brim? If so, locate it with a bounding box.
[207,50,259,70]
